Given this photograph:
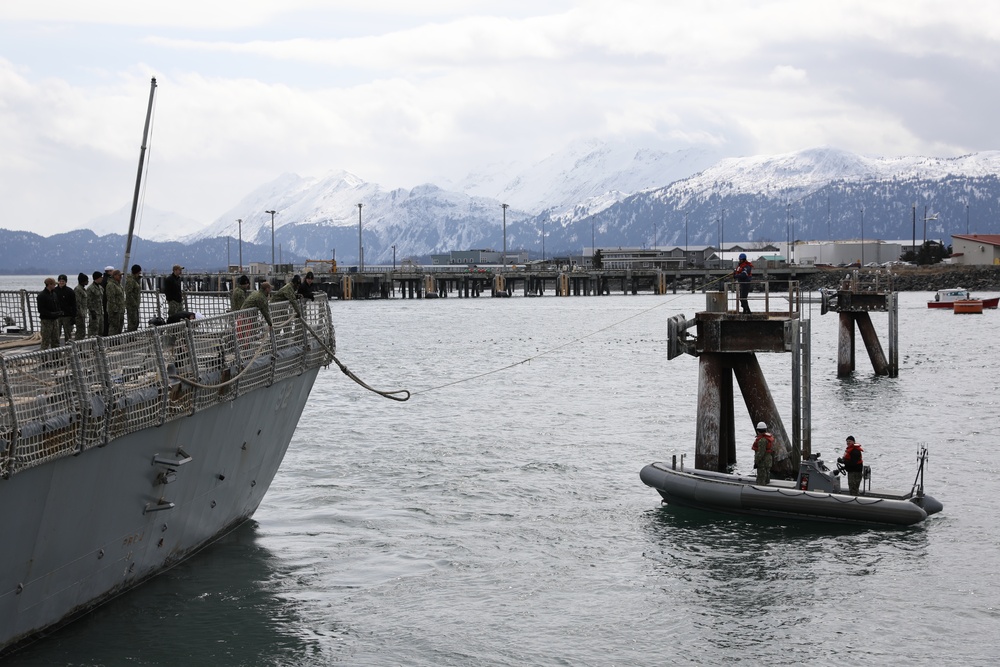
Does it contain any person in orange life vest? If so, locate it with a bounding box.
[751,421,775,485]
[838,435,865,495]
[734,253,753,313]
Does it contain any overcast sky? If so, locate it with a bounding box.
[2,0,998,238]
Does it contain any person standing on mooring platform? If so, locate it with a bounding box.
[734,253,753,314]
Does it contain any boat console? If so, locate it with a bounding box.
[795,453,842,493]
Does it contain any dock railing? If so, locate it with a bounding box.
[724,279,807,318]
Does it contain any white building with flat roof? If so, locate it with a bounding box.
[794,240,903,266]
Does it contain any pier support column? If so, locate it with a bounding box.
[836,312,890,377]
[696,351,794,474]
[732,353,792,472]
[695,353,726,472]
[838,313,855,377]
[855,312,889,375]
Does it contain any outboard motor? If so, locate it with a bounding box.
[796,453,842,493]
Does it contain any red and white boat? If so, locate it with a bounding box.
[927,288,999,309]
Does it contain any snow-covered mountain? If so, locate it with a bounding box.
[185,170,381,244]
[67,142,1000,269]
[671,147,1000,203]
[446,138,722,213]
[575,147,1000,251]
[185,171,517,265]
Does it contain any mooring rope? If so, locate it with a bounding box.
[0,332,43,350]
[411,273,733,397]
[168,312,297,390]
[172,271,732,403]
[299,317,411,402]
[168,311,412,402]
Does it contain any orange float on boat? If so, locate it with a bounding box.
[953,299,984,314]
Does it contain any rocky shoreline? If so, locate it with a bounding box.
[795,265,1000,292]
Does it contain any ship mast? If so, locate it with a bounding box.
[122,77,157,274]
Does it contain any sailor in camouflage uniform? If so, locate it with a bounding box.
[106,270,126,335]
[230,275,251,311]
[271,275,303,318]
[125,264,142,331]
[74,273,89,341]
[241,281,273,326]
[86,271,105,337]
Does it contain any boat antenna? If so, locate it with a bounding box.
[122,77,157,274]
[910,445,928,499]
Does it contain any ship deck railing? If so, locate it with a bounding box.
[0,295,335,479]
[0,290,267,336]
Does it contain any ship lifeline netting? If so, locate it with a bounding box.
[0,294,335,477]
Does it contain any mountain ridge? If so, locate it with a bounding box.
[25,143,1000,273]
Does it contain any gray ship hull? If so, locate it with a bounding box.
[0,367,319,651]
[0,293,336,655]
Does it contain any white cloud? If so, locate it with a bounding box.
[1,0,999,237]
[768,65,808,85]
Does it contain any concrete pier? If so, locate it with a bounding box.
[146,265,822,302]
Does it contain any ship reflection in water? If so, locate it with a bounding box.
[10,521,346,666]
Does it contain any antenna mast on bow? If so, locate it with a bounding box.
[122,77,157,274]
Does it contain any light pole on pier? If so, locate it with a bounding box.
[720,208,725,254]
[357,203,364,271]
[786,203,791,263]
[237,218,243,272]
[501,203,508,265]
[392,244,396,270]
[266,210,276,274]
[684,212,688,264]
[921,206,938,263]
[860,206,865,265]
[923,206,937,247]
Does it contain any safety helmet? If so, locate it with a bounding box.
[756,421,767,431]
[739,253,747,261]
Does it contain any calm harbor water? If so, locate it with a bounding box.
[4,276,999,666]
